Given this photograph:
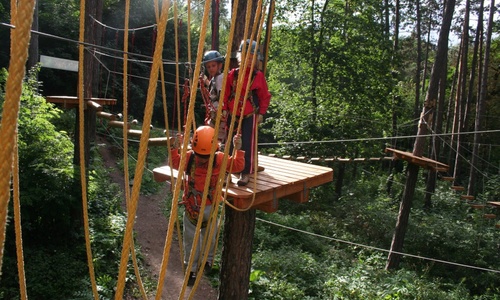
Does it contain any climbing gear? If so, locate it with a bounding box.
[229,68,259,116]
[238,39,260,56]
[181,150,220,222]
[192,126,215,155]
[202,50,225,63]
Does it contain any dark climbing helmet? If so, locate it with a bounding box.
[238,39,260,55]
[202,50,224,63]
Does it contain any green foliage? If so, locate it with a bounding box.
[1,67,79,245]
[250,168,500,299]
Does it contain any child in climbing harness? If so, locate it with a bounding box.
[222,39,271,186]
[170,126,245,286]
[200,50,227,144]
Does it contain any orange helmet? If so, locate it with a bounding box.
[192,126,215,155]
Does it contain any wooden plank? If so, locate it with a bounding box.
[96,111,116,121]
[87,100,103,111]
[487,201,500,207]
[148,137,173,147]
[484,214,497,219]
[127,129,142,138]
[461,195,475,200]
[108,120,131,129]
[152,155,333,212]
[470,204,485,209]
[46,96,117,108]
[385,147,449,172]
[441,176,455,181]
[451,186,465,191]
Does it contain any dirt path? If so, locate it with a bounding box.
[97,136,218,300]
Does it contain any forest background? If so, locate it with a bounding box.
[1,0,500,299]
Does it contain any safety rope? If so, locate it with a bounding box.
[0,0,35,275]
[76,0,100,299]
[121,1,148,298]
[222,0,268,212]
[114,0,173,297]
[13,139,27,300]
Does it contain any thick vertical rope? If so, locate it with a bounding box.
[122,1,148,299]
[76,0,99,299]
[154,0,214,297]
[0,0,35,275]
[13,139,27,300]
[221,0,268,212]
[114,0,173,297]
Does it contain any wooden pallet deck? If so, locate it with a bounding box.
[46,95,117,109]
[385,147,449,172]
[152,154,334,213]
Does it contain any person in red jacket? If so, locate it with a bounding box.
[170,126,244,286]
[222,39,271,186]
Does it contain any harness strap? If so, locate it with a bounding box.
[230,68,259,114]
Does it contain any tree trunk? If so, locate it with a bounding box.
[386,0,455,270]
[424,57,448,209]
[27,1,38,71]
[212,0,220,50]
[219,207,256,300]
[219,1,260,298]
[467,0,486,196]
[452,0,470,186]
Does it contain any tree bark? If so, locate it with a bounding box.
[219,1,260,298]
[452,0,471,186]
[219,207,256,300]
[27,1,38,71]
[386,0,455,270]
[467,0,486,196]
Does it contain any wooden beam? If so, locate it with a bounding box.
[96,111,116,121]
[108,120,131,129]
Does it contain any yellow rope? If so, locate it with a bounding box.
[0,0,35,277]
[114,0,173,296]
[121,1,148,298]
[13,138,28,300]
[162,0,214,297]
[77,0,100,299]
[222,0,268,212]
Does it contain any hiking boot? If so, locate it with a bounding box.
[204,261,213,275]
[257,165,265,172]
[187,272,196,286]
[237,173,250,186]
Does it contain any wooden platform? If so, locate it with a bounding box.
[152,154,334,213]
[46,96,117,109]
[385,148,449,172]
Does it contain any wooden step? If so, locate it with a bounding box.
[461,195,475,200]
[483,214,497,219]
[441,176,455,181]
[470,204,486,209]
[495,223,500,229]
[451,185,465,191]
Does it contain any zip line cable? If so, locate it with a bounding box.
[0,22,195,66]
[258,129,500,146]
[256,217,500,275]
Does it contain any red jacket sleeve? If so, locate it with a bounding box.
[170,148,183,170]
[254,71,271,115]
[226,150,245,174]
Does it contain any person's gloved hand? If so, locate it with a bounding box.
[257,114,264,124]
[222,110,228,121]
[233,134,242,150]
[173,133,183,149]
